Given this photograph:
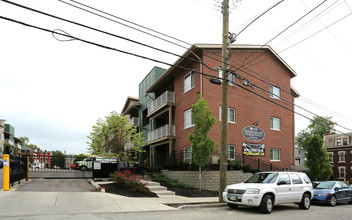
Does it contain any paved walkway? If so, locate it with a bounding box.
[0,179,222,219]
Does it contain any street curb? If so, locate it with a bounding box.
[177,202,227,209]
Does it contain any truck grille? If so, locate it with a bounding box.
[228,189,246,195]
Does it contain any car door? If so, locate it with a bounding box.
[334,182,345,202]
[289,173,304,202]
[276,173,292,203]
[340,182,351,202]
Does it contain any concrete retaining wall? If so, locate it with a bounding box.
[161,170,252,191]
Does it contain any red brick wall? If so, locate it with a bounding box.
[172,49,295,169]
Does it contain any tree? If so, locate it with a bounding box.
[296,116,334,180]
[87,111,144,171]
[19,136,39,150]
[52,150,65,169]
[74,153,88,163]
[188,95,217,191]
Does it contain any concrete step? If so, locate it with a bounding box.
[152,190,176,196]
[141,180,176,196]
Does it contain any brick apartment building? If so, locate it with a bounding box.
[124,44,299,170]
[324,133,352,181]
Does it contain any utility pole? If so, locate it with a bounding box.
[219,0,230,202]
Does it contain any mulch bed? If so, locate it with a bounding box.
[99,181,219,198]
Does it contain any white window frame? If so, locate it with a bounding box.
[219,106,236,123]
[339,167,346,179]
[184,108,194,129]
[270,117,281,131]
[184,146,192,163]
[270,148,281,161]
[270,85,280,99]
[337,138,341,146]
[184,71,195,93]
[338,151,345,162]
[219,68,235,86]
[228,145,235,160]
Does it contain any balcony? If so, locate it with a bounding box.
[4,139,14,146]
[147,91,175,116]
[148,124,175,144]
[129,117,139,126]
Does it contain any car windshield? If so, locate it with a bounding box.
[244,173,278,184]
[313,182,335,189]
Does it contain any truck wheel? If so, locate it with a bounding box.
[299,193,311,209]
[81,165,87,171]
[260,194,273,214]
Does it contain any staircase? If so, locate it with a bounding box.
[142,180,176,197]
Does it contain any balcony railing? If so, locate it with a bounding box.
[129,117,139,126]
[147,91,175,115]
[148,124,175,143]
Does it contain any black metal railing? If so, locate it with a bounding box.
[10,154,28,186]
[148,150,286,172]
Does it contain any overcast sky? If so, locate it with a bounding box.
[1,0,352,154]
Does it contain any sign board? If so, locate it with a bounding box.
[94,161,101,170]
[242,126,265,141]
[242,142,265,156]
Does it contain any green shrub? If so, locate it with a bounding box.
[110,170,148,192]
[228,159,243,170]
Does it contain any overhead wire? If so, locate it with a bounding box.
[2,0,351,134]
[1,14,351,136]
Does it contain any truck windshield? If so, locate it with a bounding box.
[244,173,278,183]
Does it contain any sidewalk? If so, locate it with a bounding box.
[0,179,224,219]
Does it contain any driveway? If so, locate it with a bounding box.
[16,179,97,192]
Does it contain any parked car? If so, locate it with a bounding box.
[312,181,352,206]
[223,171,314,214]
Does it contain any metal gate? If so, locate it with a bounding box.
[28,155,92,179]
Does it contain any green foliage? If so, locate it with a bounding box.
[74,154,88,163]
[296,116,334,180]
[149,172,195,189]
[228,159,244,170]
[19,136,39,150]
[3,143,13,154]
[110,170,148,192]
[52,150,65,169]
[87,111,144,166]
[188,95,217,168]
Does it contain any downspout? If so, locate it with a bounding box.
[189,50,203,96]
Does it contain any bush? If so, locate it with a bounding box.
[228,159,243,170]
[110,170,148,192]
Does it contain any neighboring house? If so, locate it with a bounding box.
[0,119,6,157]
[35,150,53,168]
[4,123,15,154]
[324,133,352,181]
[295,146,307,166]
[125,44,299,169]
[122,96,141,131]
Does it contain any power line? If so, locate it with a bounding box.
[2,14,351,137]
[237,0,327,69]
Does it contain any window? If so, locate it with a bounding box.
[219,68,235,86]
[228,145,235,160]
[270,85,280,99]
[184,108,194,129]
[337,139,341,146]
[343,138,348,145]
[290,174,302,184]
[278,173,290,184]
[184,71,195,93]
[270,117,281,131]
[329,152,333,163]
[270,149,281,161]
[339,151,345,162]
[339,167,346,179]
[219,106,236,123]
[184,146,192,163]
